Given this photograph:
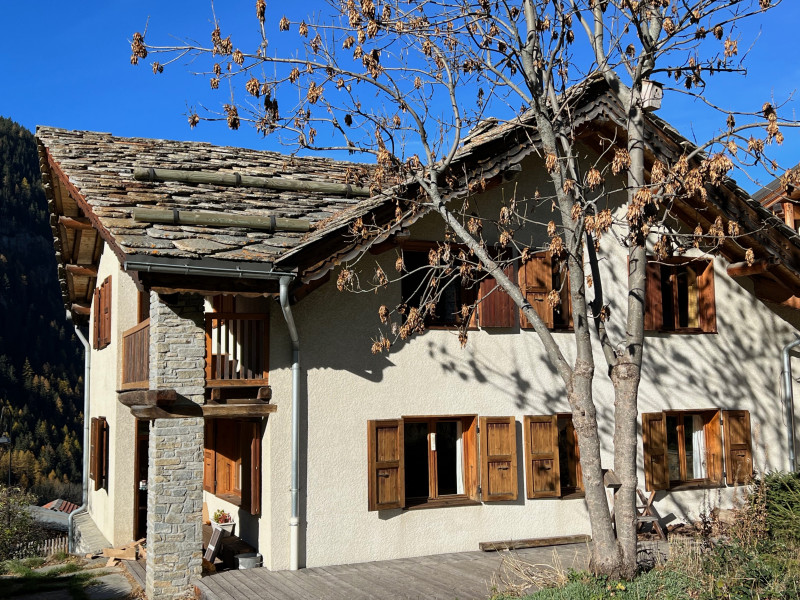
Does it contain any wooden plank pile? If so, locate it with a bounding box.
[86,538,146,567]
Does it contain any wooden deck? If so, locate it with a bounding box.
[124,557,146,590]
[195,544,590,600]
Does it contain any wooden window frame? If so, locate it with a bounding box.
[399,242,478,329]
[93,276,112,349]
[643,408,733,492]
[403,415,479,509]
[89,416,109,491]
[367,414,518,511]
[203,419,261,515]
[645,257,716,334]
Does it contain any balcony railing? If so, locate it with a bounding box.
[205,313,269,387]
[121,319,150,390]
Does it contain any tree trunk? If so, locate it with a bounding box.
[611,360,641,578]
[569,361,624,576]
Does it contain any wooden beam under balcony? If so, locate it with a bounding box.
[118,389,178,408]
[122,395,276,419]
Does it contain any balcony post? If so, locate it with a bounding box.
[145,292,205,600]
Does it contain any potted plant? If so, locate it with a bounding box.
[211,509,235,535]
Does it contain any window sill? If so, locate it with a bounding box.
[213,492,243,507]
[404,496,481,510]
[560,491,585,500]
[667,480,722,491]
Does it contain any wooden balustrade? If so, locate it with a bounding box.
[205,313,269,387]
[121,319,150,390]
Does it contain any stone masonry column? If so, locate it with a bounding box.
[146,292,206,599]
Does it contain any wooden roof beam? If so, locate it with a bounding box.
[58,216,93,230]
[70,303,91,316]
[66,264,99,277]
[726,259,778,279]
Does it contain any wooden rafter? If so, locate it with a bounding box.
[66,264,98,277]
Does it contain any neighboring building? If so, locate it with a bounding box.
[36,83,800,599]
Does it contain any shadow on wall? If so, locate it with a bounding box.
[271,246,799,475]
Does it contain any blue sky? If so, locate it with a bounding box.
[1,1,799,193]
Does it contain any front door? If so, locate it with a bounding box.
[133,419,149,540]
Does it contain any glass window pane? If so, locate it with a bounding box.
[404,422,430,499]
[666,415,681,481]
[684,418,695,480]
[435,421,459,496]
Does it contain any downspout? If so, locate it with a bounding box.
[278,276,301,571]
[782,337,800,472]
[66,311,91,553]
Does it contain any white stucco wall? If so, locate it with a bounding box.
[87,246,139,546]
[254,155,800,570]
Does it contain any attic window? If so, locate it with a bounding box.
[400,243,477,328]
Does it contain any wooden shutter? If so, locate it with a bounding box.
[644,259,663,331]
[480,416,518,501]
[697,260,717,333]
[215,420,239,496]
[704,410,723,485]
[103,277,112,347]
[367,419,405,511]
[479,248,515,328]
[248,421,261,516]
[519,252,553,329]
[523,416,560,499]
[90,417,108,491]
[723,410,753,485]
[99,417,109,489]
[203,420,216,493]
[642,412,669,491]
[92,289,100,349]
[89,417,98,484]
[555,265,573,330]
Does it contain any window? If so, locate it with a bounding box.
[519,252,572,330]
[400,244,477,327]
[645,257,716,333]
[642,409,752,490]
[477,246,516,328]
[89,416,109,491]
[367,415,518,511]
[523,414,583,499]
[204,419,261,515]
[93,276,112,349]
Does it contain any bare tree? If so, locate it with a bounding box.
[132,0,797,577]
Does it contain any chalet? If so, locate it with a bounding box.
[36,83,800,599]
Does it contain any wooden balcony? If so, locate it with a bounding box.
[205,313,269,388]
[121,319,150,390]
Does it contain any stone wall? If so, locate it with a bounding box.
[145,293,205,599]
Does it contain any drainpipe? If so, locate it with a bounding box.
[278,276,301,570]
[782,337,800,472]
[66,311,91,553]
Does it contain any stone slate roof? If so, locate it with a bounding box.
[36,78,800,312]
[36,127,376,264]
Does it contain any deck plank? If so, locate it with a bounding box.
[196,543,592,600]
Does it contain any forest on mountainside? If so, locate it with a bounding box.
[0,116,84,504]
